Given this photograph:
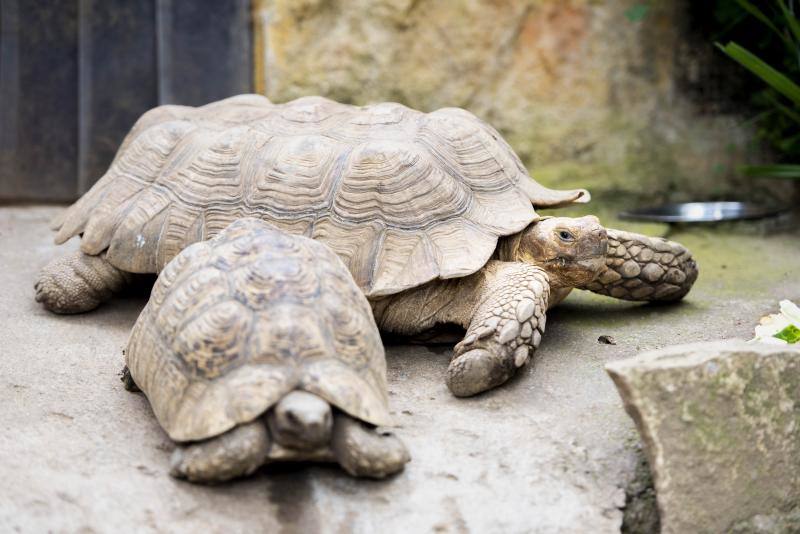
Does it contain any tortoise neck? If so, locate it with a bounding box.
[496,232,524,262]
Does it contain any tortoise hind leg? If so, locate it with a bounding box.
[582,229,698,302]
[170,421,271,484]
[331,413,409,479]
[35,250,131,313]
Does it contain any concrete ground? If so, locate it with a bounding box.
[1,205,798,534]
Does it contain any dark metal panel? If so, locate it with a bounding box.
[157,0,252,106]
[0,0,20,188]
[0,0,253,202]
[77,0,158,193]
[0,0,79,202]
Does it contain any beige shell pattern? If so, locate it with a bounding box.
[126,218,391,442]
[52,94,588,297]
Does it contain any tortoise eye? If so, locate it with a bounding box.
[558,230,574,241]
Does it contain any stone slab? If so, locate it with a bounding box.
[607,340,800,534]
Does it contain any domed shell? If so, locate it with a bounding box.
[53,94,589,297]
[126,218,391,442]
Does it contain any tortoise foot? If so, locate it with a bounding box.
[446,344,518,397]
[35,251,130,314]
[331,414,409,479]
[447,262,549,397]
[170,422,270,484]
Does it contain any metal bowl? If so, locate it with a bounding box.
[619,201,787,223]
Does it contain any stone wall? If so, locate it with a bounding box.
[253,0,776,202]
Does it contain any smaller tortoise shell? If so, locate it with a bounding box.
[126,218,391,442]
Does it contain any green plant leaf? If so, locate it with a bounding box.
[717,41,800,104]
[777,132,800,152]
[767,92,800,123]
[734,0,793,47]
[742,163,800,178]
[742,108,777,126]
[777,0,800,43]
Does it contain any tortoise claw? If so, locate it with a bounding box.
[447,347,515,397]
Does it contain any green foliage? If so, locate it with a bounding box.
[774,323,800,343]
[715,0,800,179]
[743,163,800,177]
[716,42,800,103]
[624,4,649,22]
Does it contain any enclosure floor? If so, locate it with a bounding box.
[2,206,798,533]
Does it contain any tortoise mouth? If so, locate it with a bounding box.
[544,254,605,266]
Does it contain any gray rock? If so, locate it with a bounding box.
[606,340,800,534]
[730,507,800,534]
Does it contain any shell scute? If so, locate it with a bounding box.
[247,134,341,214]
[172,299,254,380]
[229,255,321,311]
[333,140,472,229]
[155,267,230,340]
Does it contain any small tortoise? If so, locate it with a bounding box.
[37,94,698,397]
[124,218,409,483]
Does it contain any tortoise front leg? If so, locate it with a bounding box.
[582,229,698,302]
[170,421,271,483]
[447,261,550,397]
[371,262,550,397]
[331,413,410,479]
[35,250,132,313]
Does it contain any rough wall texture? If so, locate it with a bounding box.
[254,0,777,202]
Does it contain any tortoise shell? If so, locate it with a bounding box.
[53,94,588,297]
[126,218,391,442]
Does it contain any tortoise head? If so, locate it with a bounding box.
[514,216,608,288]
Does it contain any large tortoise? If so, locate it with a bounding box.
[125,217,409,482]
[36,94,698,397]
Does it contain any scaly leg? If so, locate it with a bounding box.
[582,229,698,301]
[35,251,131,313]
[372,261,550,397]
[169,421,271,483]
[331,413,409,479]
[446,261,550,397]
